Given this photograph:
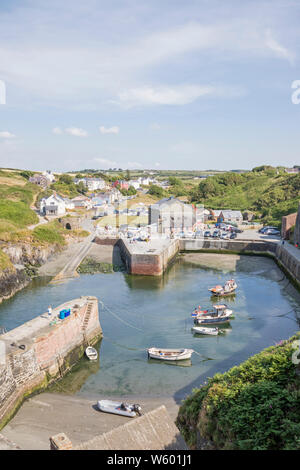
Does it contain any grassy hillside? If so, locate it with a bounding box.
[0,170,87,254]
[0,171,40,242]
[177,335,300,450]
[191,169,300,227]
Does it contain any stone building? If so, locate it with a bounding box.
[281,211,298,240]
[148,197,196,234]
[294,203,300,246]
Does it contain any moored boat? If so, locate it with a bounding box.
[97,400,142,418]
[192,326,219,335]
[209,279,237,296]
[193,304,233,325]
[85,346,98,361]
[147,347,194,361]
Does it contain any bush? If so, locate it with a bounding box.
[177,336,300,450]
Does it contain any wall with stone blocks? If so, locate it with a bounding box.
[0,296,102,429]
[282,212,297,240]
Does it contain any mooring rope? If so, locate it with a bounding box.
[99,301,142,331]
[103,334,145,351]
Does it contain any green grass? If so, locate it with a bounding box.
[0,249,14,271]
[177,334,300,450]
[191,171,300,227]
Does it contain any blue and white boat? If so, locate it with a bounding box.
[194,304,233,325]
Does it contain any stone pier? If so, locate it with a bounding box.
[0,296,102,430]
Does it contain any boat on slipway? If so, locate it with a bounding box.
[97,400,142,418]
[147,347,194,361]
[193,304,233,325]
[209,279,237,296]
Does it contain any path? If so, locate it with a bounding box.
[52,230,95,281]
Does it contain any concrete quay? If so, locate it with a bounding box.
[0,296,102,430]
[94,233,300,288]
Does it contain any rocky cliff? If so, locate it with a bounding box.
[0,242,62,303]
[0,268,29,303]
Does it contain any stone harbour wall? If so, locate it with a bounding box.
[0,296,102,429]
[118,239,179,276]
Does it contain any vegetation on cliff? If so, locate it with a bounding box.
[189,168,300,227]
[176,335,300,450]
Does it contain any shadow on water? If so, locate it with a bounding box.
[48,339,102,395]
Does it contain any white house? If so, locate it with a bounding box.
[129,179,141,190]
[71,195,93,209]
[63,197,75,210]
[40,194,66,216]
[42,171,55,183]
[75,177,106,191]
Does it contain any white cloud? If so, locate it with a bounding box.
[117,84,216,107]
[99,126,119,134]
[0,131,16,139]
[93,157,117,169]
[0,4,295,109]
[265,29,295,64]
[65,127,88,137]
[52,127,63,135]
[150,123,161,130]
[127,161,143,169]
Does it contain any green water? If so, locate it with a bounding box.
[0,255,299,403]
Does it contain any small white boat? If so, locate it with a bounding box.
[192,326,219,336]
[147,347,194,361]
[85,346,98,361]
[97,400,142,418]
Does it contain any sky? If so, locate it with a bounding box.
[0,0,300,172]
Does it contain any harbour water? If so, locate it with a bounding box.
[0,255,299,403]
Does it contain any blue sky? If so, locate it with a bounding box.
[0,0,300,172]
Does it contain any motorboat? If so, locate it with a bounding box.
[193,304,233,325]
[147,347,194,361]
[209,279,237,296]
[97,400,142,418]
[85,346,98,361]
[192,326,219,336]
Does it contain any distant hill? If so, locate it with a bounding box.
[191,169,300,226]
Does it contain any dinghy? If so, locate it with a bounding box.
[85,346,98,361]
[147,347,194,361]
[192,326,219,336]
[97,400,142,418]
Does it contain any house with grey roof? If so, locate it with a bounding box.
[148,197,196,234]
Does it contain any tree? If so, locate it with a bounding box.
[148,185,165,198]
[58,174,73,184]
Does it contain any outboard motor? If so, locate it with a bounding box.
[133,404,142,416]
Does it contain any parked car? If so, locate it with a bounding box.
[185,231,194,238]
[220,232,229,239]
[194,230,203,239]
[259,226,277,233]
[204,230,211,238]
[213,229,220,238]
[265,229,280,236]
[230,232,237,239]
